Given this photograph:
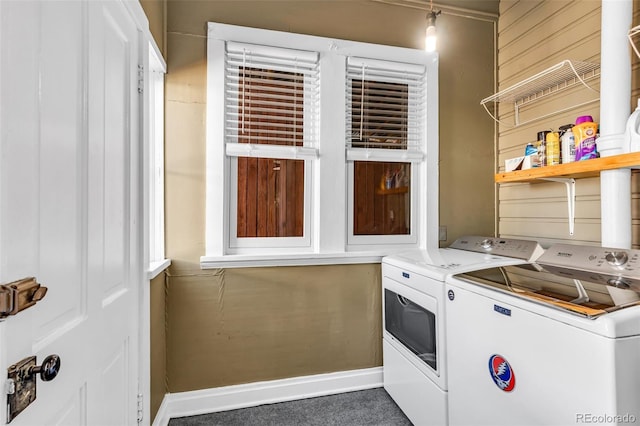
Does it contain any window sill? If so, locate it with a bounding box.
[147,259,171,279]
[199,252,393,269]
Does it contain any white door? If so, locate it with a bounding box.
[0,1,142,425]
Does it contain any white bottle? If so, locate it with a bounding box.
[560,124,575,163]
[627,98,640,152]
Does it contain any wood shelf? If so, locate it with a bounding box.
[495,152,640,183]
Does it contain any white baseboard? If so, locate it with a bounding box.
[152,367,383,426]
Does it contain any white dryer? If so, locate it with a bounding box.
[382,236,543,426]
[446,243,640,426]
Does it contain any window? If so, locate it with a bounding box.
[234,67,304,239]
[145,40,170,278]
[204,23,438,267]
[223,42,319,251]
[346,57,426,246]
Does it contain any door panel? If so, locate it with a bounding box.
[87,1,140,425]
[92,2,132,301]
[0,1,141,424]
[35,0,86,345]
[97,341,130,426]
[102,5,129,296]
[51,391,86,426]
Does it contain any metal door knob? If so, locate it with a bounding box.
[30,354,61,382]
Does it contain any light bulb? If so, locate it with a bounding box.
[425,25,437,52]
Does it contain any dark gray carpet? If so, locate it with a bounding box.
[168,387,412,426]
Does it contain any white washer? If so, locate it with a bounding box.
[382,236,543,426]
[446,243,640,426]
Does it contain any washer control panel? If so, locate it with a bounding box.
[449,236,544,262]
[539,244,640,277]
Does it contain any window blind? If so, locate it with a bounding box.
[225,41,320,159]
[346,57,426,161]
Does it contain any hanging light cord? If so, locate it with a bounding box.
[427,0,441,25]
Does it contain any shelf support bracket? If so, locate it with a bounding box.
[540,178,576,235]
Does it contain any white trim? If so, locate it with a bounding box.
[123,0,165,66]
[346,148,424,162]
[136,4,165,424]
[347,56,426,75]
[147,47,167,269]
[208,22,432,64]
[206,37,229,257]
[200,251,389,268]
[227,40,319,63]
[147,258,171,279]
[424,55,439,249]
[152,367,383,426]
[226,143,319,160]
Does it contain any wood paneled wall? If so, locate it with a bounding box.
[496,0,640,248]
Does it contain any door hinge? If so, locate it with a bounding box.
[137,65,144,94]
[137,393,143,423]
[0,278,48,320]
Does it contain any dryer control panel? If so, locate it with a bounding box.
[449,236,544,262]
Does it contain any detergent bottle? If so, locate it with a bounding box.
[626,99,640,152]
[545,131,560,165]
[559,124,575,163]
[572,115,598,161]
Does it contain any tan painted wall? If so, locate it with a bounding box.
[139,0,166,56]
[163,0,496,395]
[438,12,497,244]
[166,264,382,391]
[496,1,640,247]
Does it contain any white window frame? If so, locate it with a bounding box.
[144,39,170,279]
[222,42,319,253]
[345,57,428,249]
[203,23,439,268]
[346,160,420,247]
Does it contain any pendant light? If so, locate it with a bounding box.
[425,0,441,52]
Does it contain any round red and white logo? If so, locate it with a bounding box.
[488,354,516,392]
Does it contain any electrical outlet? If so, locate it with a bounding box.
[439,226,447,241]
